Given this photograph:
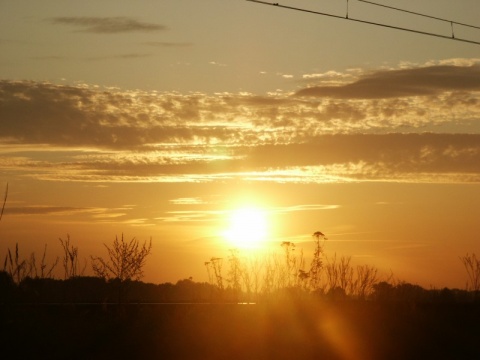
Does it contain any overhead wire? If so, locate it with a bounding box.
[245,0,480,46]
[358,0,480,31]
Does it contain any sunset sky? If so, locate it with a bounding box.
[1,0,480,288]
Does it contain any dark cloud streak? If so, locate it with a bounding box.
[244,134,480,173]
[86,53,153,61]
[49,17,168,34]
[4,206,88,215]
[296,64,480,99]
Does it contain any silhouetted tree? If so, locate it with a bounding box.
[354,264,379,299]
[326,286,347,301]
[372,281,395,301]
[91,234,152,303]
[394,282,428,302]
[64,276,107,303]
[337,255,354,294]
[91,234,152,281]
[324,253,348,293]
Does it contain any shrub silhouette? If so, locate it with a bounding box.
[91,234,152,282]
[91,234,152,303]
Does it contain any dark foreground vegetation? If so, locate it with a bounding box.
[1,273,480,360]
[1,297,480,360]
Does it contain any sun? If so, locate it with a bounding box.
[223,207,268,249]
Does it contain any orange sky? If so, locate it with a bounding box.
[1,0,480,288]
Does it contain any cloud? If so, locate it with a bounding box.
[245,133,480,171]
[2,132,480,184]
[0,81,296,149]
[270,204,340,213]
[2,75,479,153]
[30,56,66,61]
[49,17,168,34]
[302,70,351,80]
[209,61,227,67]
[296,64,480,99]
[86,53,153,61]
[1,60,480,185]
[157,210,225,223]
[4,206,90,216]
[156,204,338,223]
[144,41,193,48]
[1,203,141,227]
[169,197,208,205]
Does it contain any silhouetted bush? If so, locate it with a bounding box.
[0,270,15,303]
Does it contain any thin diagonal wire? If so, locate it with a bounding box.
[245,0,480,46]
[0,183,8,223]
[358,0,480,30]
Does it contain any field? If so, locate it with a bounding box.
[2,298,480,360]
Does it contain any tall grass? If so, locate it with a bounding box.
[3,243,58,283]
[205,231,383,301]
[1,183,64,283]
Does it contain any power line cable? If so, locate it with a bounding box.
[358,0,480,31]
[245,0,480,46]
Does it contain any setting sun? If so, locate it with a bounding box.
[223,207,268,249]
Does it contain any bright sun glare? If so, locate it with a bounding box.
[223,207,268,249]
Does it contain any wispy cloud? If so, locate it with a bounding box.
[49,17,168,34]
[86,53,153,61]
[269,204,340,213]
[30,56,66,61]
[157,210,225,223]
[4,206,90,216]
[209,61,227,67]
[9,134,477,184]
[169,197,208,205]
[144,41,193,48]
[3,205,135,220]
[156,203,338,224]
